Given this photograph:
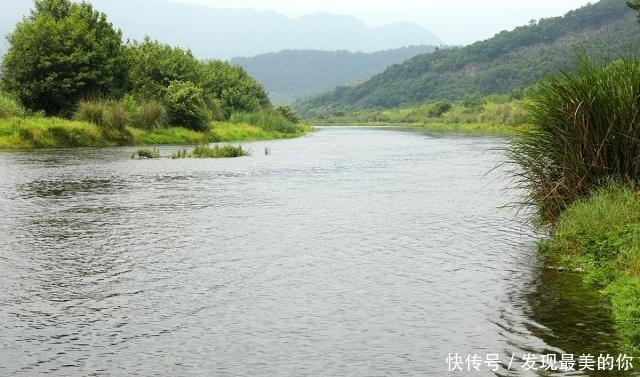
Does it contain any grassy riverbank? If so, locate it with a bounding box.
[316,121,530,136]
[0,116,310,149]
[506,54,640,356]
[539,185,640,354]
[309,96,531,136]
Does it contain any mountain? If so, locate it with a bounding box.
[230,46,437,104]
[0,0,441,60]
[297,0,640,116]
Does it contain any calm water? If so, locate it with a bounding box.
[0,127,631,376]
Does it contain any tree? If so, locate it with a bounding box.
[1,0,127,115]
[199,61,270,118]
[164,80,209,131]
[126,38,201,100]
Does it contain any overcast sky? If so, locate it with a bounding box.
[175,0,594,45]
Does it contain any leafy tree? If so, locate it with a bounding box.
[427,101,452,117]
[164,80,209,131]
[126,38,201,100]
[1,0,127,115]
[199,61,270,118]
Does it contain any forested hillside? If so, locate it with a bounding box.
[298,0,640,115]
[231,46,436,103]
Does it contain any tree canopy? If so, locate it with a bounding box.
[1,0,127,115]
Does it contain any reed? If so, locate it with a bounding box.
[507,53,640,224]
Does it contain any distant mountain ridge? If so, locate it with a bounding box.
[0,0,442,60]
[297,0,640,115]
[231,46,437,104]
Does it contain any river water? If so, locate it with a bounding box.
[0,127,631,376]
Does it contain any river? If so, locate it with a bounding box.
[0,127,630,376]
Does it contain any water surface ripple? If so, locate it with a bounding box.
[0,127,627,376]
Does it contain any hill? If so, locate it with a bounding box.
[297,0,640,116]
[0,0,441,60]
[231,46,436,104]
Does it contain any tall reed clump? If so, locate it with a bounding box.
[135,100,168,130]
[507,53,640,224]
[75,99,130,130]
[230,111,298,134]
[0,92,27,118]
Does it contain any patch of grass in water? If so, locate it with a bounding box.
[171,144,250,159]
[132,147,160,159]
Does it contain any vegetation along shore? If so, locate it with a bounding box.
[507,51,640,355]
[0,0,309,150]
[309,94,532,136]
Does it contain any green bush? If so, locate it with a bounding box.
[427,101,452,117]
[0,92,26,118]
[229,111,297,133]
[103,101,130,131]
[135,100,168,130]
[274,105,301,123]
[75,99,130,130]
[507,54,640,223]
[164,81,210,131]
[75,100,108,125]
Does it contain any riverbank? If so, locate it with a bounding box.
[0,117,311,149]
[313,120,530,136]
[539,185,640,355]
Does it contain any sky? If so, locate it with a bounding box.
[175,0,594,45]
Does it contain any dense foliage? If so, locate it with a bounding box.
[0,0,274,132]
[298,0,640,116]
[126,38,201,100]
[231,46,436,103]
[507,54,640,224]
[541,184,640,354]
[1,0,127,116]
[164,81,209,131]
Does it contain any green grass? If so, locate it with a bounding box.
[540,184,640,355]
[132,147,160,159]
[0,117,112,149]
[172,144,249,159]
[507,54,640,224]
[229,111,299,134]
[0,117,311,149]
[320,121,531,136]
[309,97,530,136]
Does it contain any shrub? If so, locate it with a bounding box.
[135,100,168,130]
[75,99,130,131]
[274,105,301,123]
[164,81,210,131]
[103,101,130,131]
[507,54,640,224]
[75,100,107,125]
[427,101,452,117]
[0,92,26,118]
[229,111,297,134]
